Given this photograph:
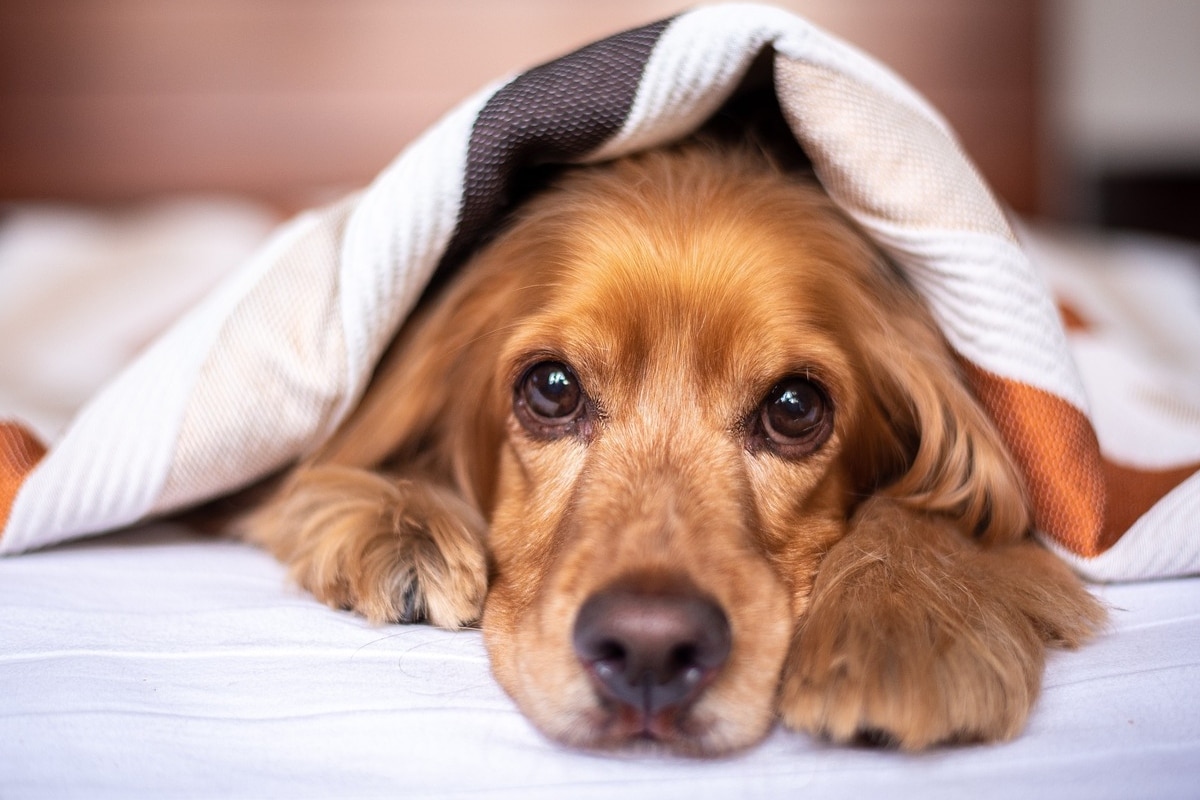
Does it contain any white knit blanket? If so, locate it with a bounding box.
[2,3,1197,579]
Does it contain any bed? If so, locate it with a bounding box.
[0,522,1194,798]
[2,3,1198,797]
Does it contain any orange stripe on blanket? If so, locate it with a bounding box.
[1102,459,1199,541]
[961,364,1200,556]
[958,362,1109,557]
[1,421,47,532]
[1056,300,1092,333]
[961,362,1200,557]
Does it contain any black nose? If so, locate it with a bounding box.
[572,583,731,716]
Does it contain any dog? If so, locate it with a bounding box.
[241,140,1104,755]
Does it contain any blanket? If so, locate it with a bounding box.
[2,3,1197,580]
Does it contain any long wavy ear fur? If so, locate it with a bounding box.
[230,236,540,626]
[848,271,1031,546]
[312,246,532,514]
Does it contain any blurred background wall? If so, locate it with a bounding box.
[1,0,1197,237]
[1046,0,1200,239]
[0,0,1041,211]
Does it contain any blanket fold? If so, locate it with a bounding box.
[2,3,1197,579]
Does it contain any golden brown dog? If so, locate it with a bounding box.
[242,142,1103,755]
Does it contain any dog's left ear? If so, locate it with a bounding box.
[847,294,1031,546]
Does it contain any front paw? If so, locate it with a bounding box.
[778,499,1103,749]
[243,466,488,629]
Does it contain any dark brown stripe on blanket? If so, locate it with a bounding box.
[0,421,47,532]
[435,16,673,283]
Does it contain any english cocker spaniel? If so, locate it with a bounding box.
[242,141,1103,755]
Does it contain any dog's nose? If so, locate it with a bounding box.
[572,585,731,716]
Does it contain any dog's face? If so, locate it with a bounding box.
[272,143,1077,755]
[377,145,1005,755]
[476,150,898,753]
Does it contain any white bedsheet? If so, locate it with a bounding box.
[1,523,1197,799]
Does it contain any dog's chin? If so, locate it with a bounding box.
[501,667,778,757]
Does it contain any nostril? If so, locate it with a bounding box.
[572,581,731,717]
[591,639,627,663]
[670,643,696,669]
[588,639,627,682]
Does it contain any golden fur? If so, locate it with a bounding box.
[241,143,1104,755]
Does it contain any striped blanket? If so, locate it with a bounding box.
[2,3,1197,579]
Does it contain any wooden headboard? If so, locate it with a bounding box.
[0,0,1040,212]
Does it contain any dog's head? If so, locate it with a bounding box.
[322,144,1028,754]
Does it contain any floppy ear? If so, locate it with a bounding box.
[313,252,528,514]
[232,249,533,627]
[848,290,1031,546]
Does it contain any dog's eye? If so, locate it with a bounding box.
[516,361,586,432]
[757,377,832,455]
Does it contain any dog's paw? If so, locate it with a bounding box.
[778,498,1104,750]
[243,466,488,628]
[778,572,1041,749]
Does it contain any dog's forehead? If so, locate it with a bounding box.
[492,148,890,407]
[547,150,881,326]
[510,206,863,403]
[557,228,827,353]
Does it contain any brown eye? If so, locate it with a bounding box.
[516,360,586,434]
[757,377,832,455]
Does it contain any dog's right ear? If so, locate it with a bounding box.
[846,285,1031,548]
[312,252,531,515]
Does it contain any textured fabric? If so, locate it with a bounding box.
[1022,225,1200,579]
[442,17,672,275]
[153,199,354,513]
[0,3,1197,579]
[0,423,45,530]
[1,524,1197,798]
